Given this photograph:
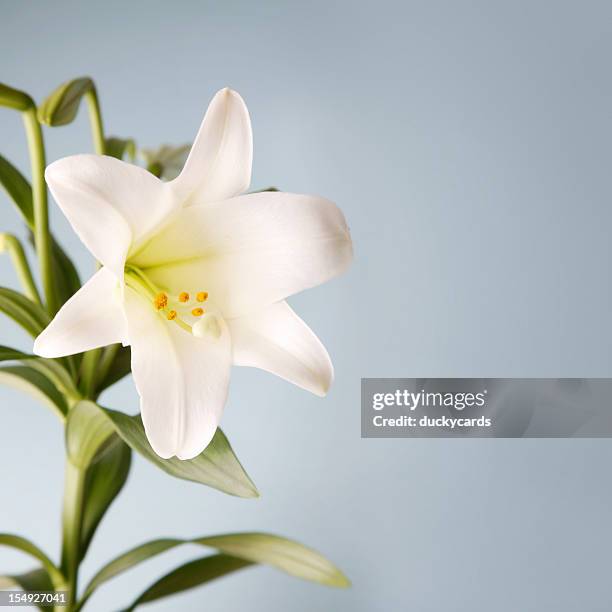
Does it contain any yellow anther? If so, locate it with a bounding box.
[191,307,204,317]
[167,310,177,321]
[153,292,168,310]
[178,291,190,303]
[196,291,208,302]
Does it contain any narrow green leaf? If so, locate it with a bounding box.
[0,365,68,417]
[79,435,131,562]
[103,408,258,498]
[0,154,34,224]
[0,534,64,589]
[0,83,33,111]
[105,137,136,161]
[37,77,93,126]
[96,345,131,394]
[0,345,78,399]
[29,234,81,309]
[0,568,53,591]
[0,568,56,610]
[80,538,181,605]
[0,157,81,304]
[123,555,252,611]
[81,532,348,606]
[28,358,80,401]
[194,533,350,587]
[65,401,115,469]
[0,286,50,337]
[50,238,81,305]
[28,230,82,309]
[0,345,36,361]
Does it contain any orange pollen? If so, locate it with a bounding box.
[196,291,208,302]
[191,307,204,317]
[178,291,190,303]
[167,310,177,320]
[153,292,168,310]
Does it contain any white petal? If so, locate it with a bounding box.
[123,287,231,460]
[228,301,333,396]
[170,88,252,205]
[130,192,353,319]
[45,155,178,278]
[33,267,127,358]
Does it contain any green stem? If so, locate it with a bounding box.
[61,461,86,611]
[22,108,56,314]
[94,344,120,393]
[0,233,41,303]
[79,350,101,398]
[84,87,105,156]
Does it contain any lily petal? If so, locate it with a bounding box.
[131,192,353,319]
[171,88,252,205]
[45,155,177,278]
[228,301,333,396]
[34,267,127,358]
[124,287,231,460]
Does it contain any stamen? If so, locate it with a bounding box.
[153,292,168,310]
[125,267,214,336]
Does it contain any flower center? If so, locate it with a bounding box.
[125,266,211,336]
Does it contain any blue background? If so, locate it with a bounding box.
[1,1,612,610]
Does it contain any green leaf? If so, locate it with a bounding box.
[0,346,77,406]
[123,555,251,611]
[0,568,56,610]
[65,401,115,469]
[0,534,64,589]
[81,532,348,607]
[103,408,258,498]
[195,533,350,587]
[28,357,79,400]
[0,287,50,337]
[79,435,131,562]
[79,538,180,606]
[140,144,190,180]
[0,344,78,399]
[50,238,81,305]
[0,568,53,591]
[0,82,33,112]
[96,345,131,393]
[29,228,82,309]
[0,154,34,224]
[0,156,81,305]
[37,77,93,126]
[0,365,68,417]
[105,137,136,161]
[0,345,37,361]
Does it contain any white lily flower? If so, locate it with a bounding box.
[33,88,353,460]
